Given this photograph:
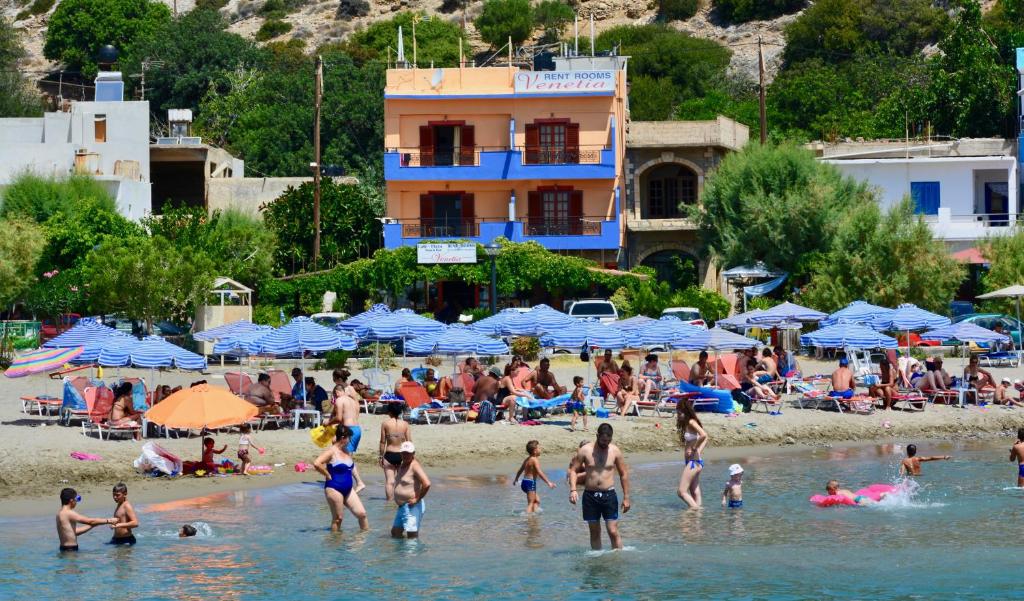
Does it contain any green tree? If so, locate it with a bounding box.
[346,12,468,67]
[714,0,805,23]
[800,200,963,314]
[41,198,144,271]
[0,173,116,223]
[475,0,535,48]
[533,0,574,43]
[195,46,385,178]
[928,0,1014,138]
[658,0,700,21]
[0,217,46,306]
[121,8,263,114]
[82,236,216,331]
[261,179,383,274]
[43,0,171,76]
[782,0,947,66]
[695,142,875,279]
[25,268,88,323]
[628,75,676,120]
[0,18,43,118]
[981,227,1024,314]
[675,77,760,125]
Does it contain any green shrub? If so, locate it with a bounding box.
[313,350,350,370]
[195,0,228,10]
[475,0,534,48]
[534,0,574,43]
[659,0,700,21]
[256,18,291,41]
[463,308,492,323]
[358,342,397,369]
[672,286,731,325]
[714,0,803,22]
[252,304,287,325]
[510,336,540,361]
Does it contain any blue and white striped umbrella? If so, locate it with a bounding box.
[801,322,898,349]
[871,303,950,332]
[748,302,827,326]
[337,304,392,333]
[673,327,763,351]
[193,320,268,342]
[406,325,509,355]
[920,322,1010,344]
[540,320,631,349]
[608,315,655,331]
[213,328,276,356]
[98,335,207,370]
[468,309,523,335]
[716,309,765,329]
[355,308,445,340]
[44,317,127,350]
[246,316,357,355]
[820,300,894,327]
[633,316,704,347]
[503,306,577,337]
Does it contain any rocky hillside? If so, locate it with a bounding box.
[3,0,794,82]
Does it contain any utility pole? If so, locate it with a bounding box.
[313,55,323,269]
[758,36,767,144]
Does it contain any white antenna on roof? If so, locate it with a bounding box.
[590,13,595,57]
[574,14,579,56]
[397,25,406,64]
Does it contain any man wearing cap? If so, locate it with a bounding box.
[473,367,501,404]
[390,441,431,539]
[569,423,631,550]
[829,356,856,400]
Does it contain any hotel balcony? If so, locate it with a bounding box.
[923,208,1019,242]
[383,215,620,251]
[383,144,617,182]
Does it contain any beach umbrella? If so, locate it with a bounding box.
[539,319,631,349]
[871,303,951,360]
[356,308,444,340]
[4,346,84,378]
[748,302,827,326]
[503,306,576,337]
[193,320,266,342]
[337,303,392,333]
[800,322,898,350]
[977,285,1024,352]
[820,301,894,327]
[608,315,655,331]
[716,309,765,330]
[246,316,357,355]
[468,308,522,335]
[632,316,703,348]
[43,317,127,352]
[406,324,509,356]
[144,383,258,430]
[97,335,207,370]
[675,327,763,352]
[920,322,1010,346]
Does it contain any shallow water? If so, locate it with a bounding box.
[3,441,1023,600]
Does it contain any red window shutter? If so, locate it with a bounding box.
[419,125,434,167]
[525,124,540,164]
[570,190,583,235]
[528,191,541,218]
[420,194,434,221]
[566,123,580,163]
[459,125,475,166]
[461,193,475,236]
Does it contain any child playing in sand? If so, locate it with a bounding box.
[722,464,744,508]
[238,424,263,475]
[514,440,556,513]
[184,437,226,475]
[567,376,588,432]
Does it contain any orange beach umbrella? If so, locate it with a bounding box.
[144,384,257,430]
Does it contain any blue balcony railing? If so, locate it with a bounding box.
[383,216,619,251]
[384,145,616,181]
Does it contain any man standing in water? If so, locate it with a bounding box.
[1010,428,1024,487]
[391,442,431,539]
[569,423,631,550]
[899,444,951,477]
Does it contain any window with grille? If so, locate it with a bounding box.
[643,164,697,219]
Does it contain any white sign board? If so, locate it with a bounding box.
[417,242,478,264]
[513,70,616,94]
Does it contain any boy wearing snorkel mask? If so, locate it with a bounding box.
[56,488,116,552]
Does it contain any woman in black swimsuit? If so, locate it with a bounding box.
[378,402,411,501]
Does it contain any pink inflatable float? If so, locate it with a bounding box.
[809,484,897,507]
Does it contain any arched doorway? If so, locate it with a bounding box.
[641,250,699,291]
[640,163,698,219]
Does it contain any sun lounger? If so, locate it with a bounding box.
[48,363,93,379]
[266,369,295,404]
[82,385,141,440]
[223,372,254,396]
[891,391,927,411]
[59,376,93,426]
[400,383,463,424]
[979,351,1018,368]
[670,360,690,383]
[362,368,393,393]
[20,394,61,416]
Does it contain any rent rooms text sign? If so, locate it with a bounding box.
[513,71,616,94]
[417,242,478,264]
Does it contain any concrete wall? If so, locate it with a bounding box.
[207,177,312,215]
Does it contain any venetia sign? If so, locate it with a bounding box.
[513,70,616,94]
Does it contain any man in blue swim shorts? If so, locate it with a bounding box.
[1011,428,1024,487]
[830,356,856,400]
[391,442,431,539]
[569,423,631,550]
[326,374,366,494]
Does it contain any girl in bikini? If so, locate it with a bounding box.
[676,399,708,509]
[314,425,369,532]
[379,402,412,501]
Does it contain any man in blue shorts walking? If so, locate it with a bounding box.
[569,423,631,550]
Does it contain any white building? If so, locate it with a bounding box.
[0,72,153,220]
[816,139,1018,252]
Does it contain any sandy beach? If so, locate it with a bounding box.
[3,353,1024,510]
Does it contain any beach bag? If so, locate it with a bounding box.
[476,400,496,424]
[731,389,753,413]
[448,388,465,405]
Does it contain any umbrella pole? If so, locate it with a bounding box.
[1016,296,1022,359]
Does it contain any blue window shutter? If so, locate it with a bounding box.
[910,182,940,215]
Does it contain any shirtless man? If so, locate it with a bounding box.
[109,482,140,545]
[464,357,483,381]
[390,442,431,539]
[596,349,619,377]
[830,356,856,399]
[56,488,115,552]
[245,373,282,414]
[568,423,631,550]
[755,348,779,382]
[473,367,501,403]
[689,351,713,386]
[325,383,366,494]
[525,358,565,399]
[899,444,951,477]
[1010,428,1024,487]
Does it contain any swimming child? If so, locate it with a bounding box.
[515,440,556,513]
[56,488,116,551]
[179,524,197,538]
[567,376,588,432]
[1011,428,1024,487]
[722,464,743,508]
[238,424,263,476]
[899,444,951,476]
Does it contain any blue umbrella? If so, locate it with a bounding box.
[871,303,950,332]
[821,301,894,327]
[540,319,631,349]
[44,317,127,352]
[920,322,1009,345]
[674,327,763,352]
[468,309,523,335]
[801,322,898,349]
[355,309,445,340]
[748,302,827,326]
[246,317,357,355]
[716,309,765,330]
[633,316,703,347]
[503,306,576,337]
[608,315,656,331]
[406,325,509,355]
[193,320,267,342]
[213,328,274,356]
[337,304,391,333]
[98,335,207,370]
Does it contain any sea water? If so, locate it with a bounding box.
[3,441,1023,600]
